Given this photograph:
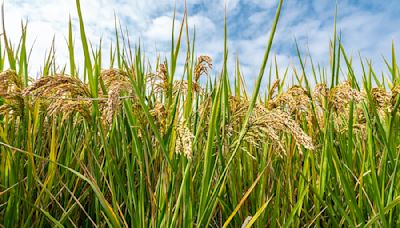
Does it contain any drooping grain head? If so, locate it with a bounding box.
[312,83,329,106]
[254,106,314,152]
[147,63,170,93]
[0,69,23,98]
[226,96,314,155]
[268,85,311,114]
[100,68,130,88]
[173,80,204,95]
[328,80,364,112]
[268,79,280,99]
[175,121,194,160]
[371,87,391,113]
[22,74,91,99]
[159,63,168,78]
[47,100,91,123]
[99,69,136,125]
[103,81,133,124]
[194,55,213,82]
[0,70,25,116]
[391,85,400,106]
[150,102,167,135]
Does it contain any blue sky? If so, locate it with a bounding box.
[3,0,400,89]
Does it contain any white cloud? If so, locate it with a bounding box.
[248,0,278,9]
[188,15,216,37]
[145,16,180,42]
[222,0,240,12]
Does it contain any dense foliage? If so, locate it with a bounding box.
[1,0,400,227]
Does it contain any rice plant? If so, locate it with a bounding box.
[1,0,400,227]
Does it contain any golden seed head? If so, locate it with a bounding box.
[391,85,400,105]
[313,83,329,97]
[371,87,391,112]
[147,63,169,93]
[173,80,204,95]
[194,55,213,82]
[47,100,91,122]
[329,80,363,112]
[100,69,130,88]
[268,85,310,113]
[158,64,169,91]
[150,102,167,135]
[102,80,133,125]
[268,79,280,98]
[22,74,91,99]
[0,69,23,98]
[0,69,24,116]
[175,121,194,159]
[159,63,168,76]
[226,96,314,155]
[99,69,134,125]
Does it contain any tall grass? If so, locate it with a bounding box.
[1,0,400,227]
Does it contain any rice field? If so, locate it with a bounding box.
[1,0,400,227]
